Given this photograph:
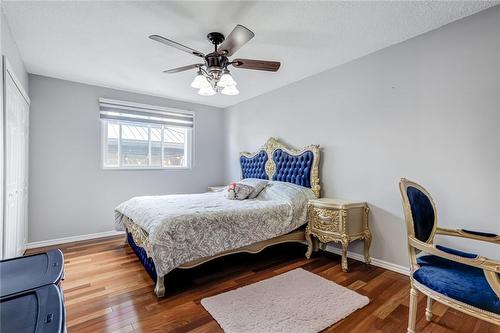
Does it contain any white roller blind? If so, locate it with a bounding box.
[99,98,194,128]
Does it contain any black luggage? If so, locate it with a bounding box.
[0,284,65,333]
[0,249,64,298]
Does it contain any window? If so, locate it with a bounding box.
[100,98,193,169]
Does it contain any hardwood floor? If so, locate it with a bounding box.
[27,236,499,333]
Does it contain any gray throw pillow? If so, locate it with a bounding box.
[240,178,269,199]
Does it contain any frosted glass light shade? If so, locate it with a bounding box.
[218,73,237,87]
[221,85,239,96]
[198,86,216,96]
[191,74,210,89]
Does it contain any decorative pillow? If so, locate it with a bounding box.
[227,182,254,200]
[239,178,269,199]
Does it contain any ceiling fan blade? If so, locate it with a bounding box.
[149,35,205,58]
[217,25,255,57]
[163,64,204,74]
[232,59,281,72]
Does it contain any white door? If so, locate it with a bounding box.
[3,58,30,258]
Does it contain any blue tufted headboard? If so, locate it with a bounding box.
[240,150,268,180]
[239,137,321,197]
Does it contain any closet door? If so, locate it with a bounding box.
[3,59,30,258]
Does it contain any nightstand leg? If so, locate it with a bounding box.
[341,239,349,272]
[363,230,372,264]
[305,230,313,259]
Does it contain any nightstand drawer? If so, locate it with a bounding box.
[308,205,342,234]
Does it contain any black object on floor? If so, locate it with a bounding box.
[0,249,64,298]
[0,284,65,333]
[0,249,65,332]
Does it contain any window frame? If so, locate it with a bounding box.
[100,118,194,171]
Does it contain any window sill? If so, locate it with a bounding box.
[101,166,192,171]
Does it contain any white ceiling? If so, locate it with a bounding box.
[3,1,497,108]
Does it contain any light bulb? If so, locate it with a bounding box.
[218,72,237,87]
[198,85,216,96]
[221,85,239,96]
[191,74,210,89]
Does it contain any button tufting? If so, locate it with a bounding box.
[240,151,268,180]
[272,149,313,188]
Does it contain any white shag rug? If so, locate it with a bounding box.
[201,268,369,333]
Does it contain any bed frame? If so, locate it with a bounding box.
[124,137,321,297]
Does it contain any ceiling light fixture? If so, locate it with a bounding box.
[218,69,237,88]
[191,67,239,96]
[190,69,211,89]
[198,85,216,96]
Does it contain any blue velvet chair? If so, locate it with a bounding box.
[399,178,500,332]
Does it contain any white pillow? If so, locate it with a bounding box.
[227,183,254,200]
[239,178,269,199]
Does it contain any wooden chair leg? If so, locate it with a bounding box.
[425,296,433,321]
[408,287,418,333]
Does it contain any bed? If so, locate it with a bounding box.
[115,137,321,297]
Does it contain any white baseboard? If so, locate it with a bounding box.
[323,243,410,276]
[26,230,125,249]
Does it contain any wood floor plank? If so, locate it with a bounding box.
[27,236,498,332]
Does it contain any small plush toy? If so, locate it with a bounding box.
[227,182,237,199]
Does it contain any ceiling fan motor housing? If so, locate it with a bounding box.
[205,32,228,74]
[206,52,228,74]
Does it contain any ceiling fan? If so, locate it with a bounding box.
[149,24,280,96]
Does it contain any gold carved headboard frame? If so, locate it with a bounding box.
[239,137,321,198]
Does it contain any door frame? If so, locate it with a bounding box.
[2,56,30,258]
[3,57,30,104]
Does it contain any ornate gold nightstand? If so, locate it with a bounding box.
[305,198,371,272]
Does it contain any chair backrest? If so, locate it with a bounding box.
[399,178,437,243]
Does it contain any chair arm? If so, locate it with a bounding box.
[408,236,500,273]
[484,271,500,298]
[436,227,500,244]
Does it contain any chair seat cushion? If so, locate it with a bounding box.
[414,246,500,314]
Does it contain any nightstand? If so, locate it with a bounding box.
[305,198,371,272]
[207,185,226,192]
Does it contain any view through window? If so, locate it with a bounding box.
[100,99,193,169]
[103,122,191,169]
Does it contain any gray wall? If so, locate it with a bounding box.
[1,9,29,93]
[225,6,500,267]
[29,75,226,242]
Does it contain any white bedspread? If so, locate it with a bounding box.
[115,181,314,276]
